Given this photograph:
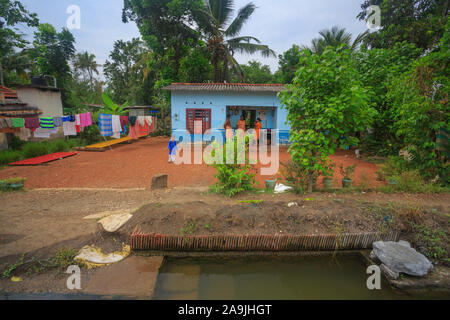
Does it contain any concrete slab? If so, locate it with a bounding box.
[82,256,164,299]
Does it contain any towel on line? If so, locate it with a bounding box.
[99,113,113,137]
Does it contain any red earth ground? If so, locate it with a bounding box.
[0,136,383,189]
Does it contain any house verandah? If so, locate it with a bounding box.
[164,83,291,145]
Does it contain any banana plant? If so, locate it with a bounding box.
[101,93,128,115]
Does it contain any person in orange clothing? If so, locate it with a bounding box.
[224,115,234,141]
[237,115,246,137]
[255,117,262,145]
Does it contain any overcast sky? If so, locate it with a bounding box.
[18,0,369,73]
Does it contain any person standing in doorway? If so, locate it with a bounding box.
[224,115,233,141]
[237,115,246,137]
[255,117,262,145]
[168,136,178,163]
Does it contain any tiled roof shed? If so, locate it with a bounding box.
[0,86,42,117]
[163,83,287,93]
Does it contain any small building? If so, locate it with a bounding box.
[163,83,290,144]
[125,106,160,118]
[15,84,63,118]
[0,86,43,149]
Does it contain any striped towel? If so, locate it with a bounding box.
[40,117,55,129]
[99,113,113,137]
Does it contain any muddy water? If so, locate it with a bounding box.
[153,254,450,300]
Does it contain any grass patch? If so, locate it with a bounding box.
[180,219,198,237]
[0,247,79,278]
[0,150,22,166]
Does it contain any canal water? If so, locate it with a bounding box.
[153,254,450,300]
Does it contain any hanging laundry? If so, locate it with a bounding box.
[33,128,52,138]
[69,115,76,122]
[137,121,150,137]
[0,118,12,129]
[11,118,25,128]
[40,117,55,129]
[53,117,63,127]
[18,127,31,140]
[99,113,113,137]
[24,117,40,130]
[80,112,92,127]
[129,116,137,127]
[63,121,77,136]
[137,116,146,127]
[112,115,122,139]
[62,115,71,122]
[120,116,129,131]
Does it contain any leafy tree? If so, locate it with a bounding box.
[355,42,422,155]
[30,23,75,107]
[198,0,276,82]
[122,0,204,78]
[73,51,99,89]
[388,21,449,181]
[303,26,368,55]
[279,47,376,191]
[0,49,33,85]
[235,60,275,84]
[357,0,449,50]
[179,45,213,83]
[275,44,302,84]
[0,0,39,85]
[103,38,155,104]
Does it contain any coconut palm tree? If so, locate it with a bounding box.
[304,26,368,55]
[198,0,276,82]
[0,50,33,86]
[73,51,99,88]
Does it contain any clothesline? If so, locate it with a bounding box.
[0,112,157,140]
[98,113,155,140]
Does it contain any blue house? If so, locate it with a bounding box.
[164,83,290,144]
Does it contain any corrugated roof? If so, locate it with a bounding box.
[163,83,286,93]
[0,86,18,99]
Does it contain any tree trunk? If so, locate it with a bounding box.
[0,60,4,86]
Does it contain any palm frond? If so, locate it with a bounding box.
[228,42,276,58]
[207,0,234,29]
[225,2,256,37]
[226,52,244,81]
[226,36,261,44]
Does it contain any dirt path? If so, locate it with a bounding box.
[0,137,383,189]
[1,188,448,261]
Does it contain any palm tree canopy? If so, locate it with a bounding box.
[306,26,368,55]
[199,0,275,82]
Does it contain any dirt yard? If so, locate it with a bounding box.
[0,137,383,189]
[0,188,449,295]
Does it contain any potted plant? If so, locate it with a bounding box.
[339,164,356,188]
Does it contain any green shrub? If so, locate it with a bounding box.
[49,139,69,152]
[8,136,26,151]
[22,142,49,158]
[0,150,22,166]
[379,170,449,193]
[206,138,256,197]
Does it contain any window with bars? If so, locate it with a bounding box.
[186,108,211,134]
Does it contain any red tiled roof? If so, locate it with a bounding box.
[164,83,286,92]
[0,86,18,99]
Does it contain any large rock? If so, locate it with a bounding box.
[371,241,433,277]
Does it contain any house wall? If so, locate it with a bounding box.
[170,90,290,144]
[16,87,64,140]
